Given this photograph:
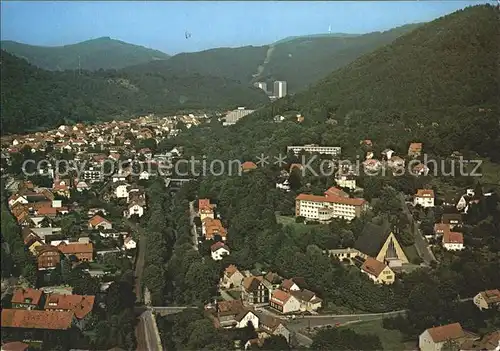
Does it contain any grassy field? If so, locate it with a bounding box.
[276,215,328,235]
[340,319,415,351]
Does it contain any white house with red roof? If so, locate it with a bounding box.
[270,289,301,314]
[211,242,230,261]
[414,189,435,208]
[442,230,464,251]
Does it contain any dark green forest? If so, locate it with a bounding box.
[0,50,269,134]
[165,4,500,162]
[0,37,170,71]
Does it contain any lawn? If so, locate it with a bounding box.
[276,215,328,235]
[340,319,415,351]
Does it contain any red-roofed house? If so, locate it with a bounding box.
[1,341,29,351]
[419,322,478,351]
[44,294,95,322]
[57,242,94,262]
[473,289,500,311]
[241,161,257,172]
[360,257,395,285]
[442,231,464,251]
[35,245,61,270]
[270,289,300,314]
[88,215,112,230]
[408,142,423,158]
[414,189,435,208]
[1,309,75,330]
[211,242,230,261]
[221,265,245,289]
[11,288,44,310]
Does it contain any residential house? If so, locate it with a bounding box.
[8,194,29,208]
[325,248,365,262]
[202,218,227,241]
[256,313,291,343]
[263,272,284,290]
[139,171,150,180]
[44,293,95,328]
[360,257,395,285]
[114,183,130,199]
[88,215,112,230]
[1,309,75,331]
[11,288,43,310]
[441,214,462,229]
[412,163,430,176]
[124,200,145,218]
[473,289,500,311]
[35,245,61,270]
[112,171,129,183]
[433,223,449,238]
[290,289,323,312]
[221,265,245,289]
[74,179,90,192]
[270,289,301,314]
[57,242,94,262]
[123,236,137,250]
[381,149,395,160]
[335,175,356,190]
[414,189,435,208]
[211,242,230,261]
[280,279,301,293]
[208,300,259,330]
[1,341,30,351]
[199,198,215,220]
[52,179,71,197]
[419,322,478,351]
[408,142,422,158]
[388,156,405,170]
[460,330,500,351]
[87,208,107,217]
[363,159,382,173]
[442,231,464,251]
[242,276,271,306]
[241,161,258,172]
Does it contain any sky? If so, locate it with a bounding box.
[0,1,489,54]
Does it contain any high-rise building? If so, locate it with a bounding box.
[223,107,254,126]
[274,81,287,98]
[254,82,267,93]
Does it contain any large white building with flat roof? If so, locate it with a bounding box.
[287,144,341,157]
[223,107,254,126]
[274,81,287,98]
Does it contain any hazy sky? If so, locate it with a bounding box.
[0,1,488,54]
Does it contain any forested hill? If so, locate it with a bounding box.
[0,37,170,71]
[0,51,269,134]
[170,5,500,162]
[123,24,420,93]
[255,23,422,92]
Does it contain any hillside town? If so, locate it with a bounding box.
[1,109,498,350]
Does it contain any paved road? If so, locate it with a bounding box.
[399,194,436,264]
[188,201,199,251]
[139,310,162,351]
[287,310,407,347]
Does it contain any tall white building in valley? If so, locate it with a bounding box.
[254,82,267,93]
[274,81,287,98]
